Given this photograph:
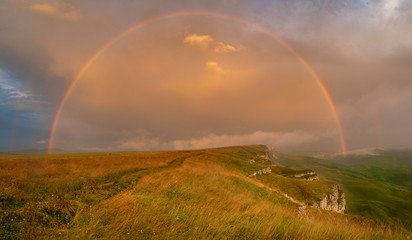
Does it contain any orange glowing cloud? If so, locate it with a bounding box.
[183,33,214,48]
[205,61,224,73]
[183,33,241,53]
[50,15,340,152]
[30,3,56,15]
[214,42,241,53]
[29,2,80,21]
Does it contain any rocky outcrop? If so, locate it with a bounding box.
[249,167,272,177]
[249,153,272,164]
[249,146,278,165]
[293,172,315,178]
[292,171,319,181]
[313,184,345,213]
[305,175,319,181]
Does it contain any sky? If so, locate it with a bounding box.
[0,0,411,153]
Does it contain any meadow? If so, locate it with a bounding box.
[0,145,409,239]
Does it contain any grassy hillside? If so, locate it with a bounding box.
[331,149,412,169]
[0,146,408,239]
[274,153,412,231]
[330,149,412,188]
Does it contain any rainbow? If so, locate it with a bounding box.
[48,10,347,155]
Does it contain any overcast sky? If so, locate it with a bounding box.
[0,0,411,153]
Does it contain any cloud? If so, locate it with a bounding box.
[1,0,412,152]
[214,42,241,53]
[183,34,214,48]
[50,17,343,152]
[0,70,41,110]
[36,140,48,145]
[30,3,56,15]
[205,61,224,73]
[117,137,162,150]
[0,82,29,100]
[29,2,80,21]
[171,130,323,151]
[183,33,241,53]
[382,0,401,19]
[114,130,337,152]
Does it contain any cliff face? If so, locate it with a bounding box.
[313,184,346,213]
[266,146,278,162]
[247,147,346,214]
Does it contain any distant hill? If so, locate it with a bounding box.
[0,145,409,239]
[331,148,412,168]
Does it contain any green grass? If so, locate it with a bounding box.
[332,149,412,169]
[257,173,334,205]
[274,153,412,230]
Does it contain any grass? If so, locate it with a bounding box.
[270,166,314,176]
[0,145,409,239]
[256,173,334,205]
[274,153,412,231]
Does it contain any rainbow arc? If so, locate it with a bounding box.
[48,10,347,155]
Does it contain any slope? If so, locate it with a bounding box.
[274,153,412,231]
[0,145,408,239]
